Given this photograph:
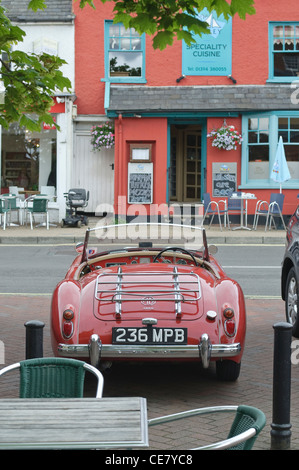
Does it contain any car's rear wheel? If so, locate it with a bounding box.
[216,360,241,381]
[285,267,299,337]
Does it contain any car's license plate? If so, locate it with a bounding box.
[112,327,187,345]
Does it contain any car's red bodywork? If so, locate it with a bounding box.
[51,224,246,381]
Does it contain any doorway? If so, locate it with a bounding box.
[169,125,203,203]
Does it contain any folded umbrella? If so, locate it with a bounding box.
[271,136,291,193]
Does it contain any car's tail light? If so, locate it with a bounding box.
[62,308,74,339]
[223,307,236,337]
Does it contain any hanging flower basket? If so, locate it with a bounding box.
[207,125,242,150]
[91,121,115,151]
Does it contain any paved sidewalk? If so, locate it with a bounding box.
[0,217,286,245]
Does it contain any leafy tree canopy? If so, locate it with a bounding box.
[74,0,256,49]
[0,1,71,130]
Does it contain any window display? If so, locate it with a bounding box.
[1,120,57,194]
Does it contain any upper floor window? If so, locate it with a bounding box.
[105,21,146,83]
[269,22,299,81]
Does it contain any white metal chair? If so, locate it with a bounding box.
[0,357,104,398]
[253,193,286,231]
[201,193,229,231]
[148,405,266,450]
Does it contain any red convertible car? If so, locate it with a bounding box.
[51,224,246,381]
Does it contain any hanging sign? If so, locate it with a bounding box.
[182,8,232,76]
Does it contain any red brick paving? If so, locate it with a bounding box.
[0,295,298,450]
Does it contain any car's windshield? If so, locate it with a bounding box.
[80,223,208,263]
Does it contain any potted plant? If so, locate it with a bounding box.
[207,124,242,150]
[91,121,115,151]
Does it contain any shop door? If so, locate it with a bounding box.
[183,131,202,202]
[73,132,114,214]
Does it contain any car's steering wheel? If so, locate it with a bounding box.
[153,247,199,266]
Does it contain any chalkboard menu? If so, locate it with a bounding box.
[128,162,153,204]
[212,162,237,197]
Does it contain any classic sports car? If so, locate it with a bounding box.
[51,223,246,381]
[281,206,299,337]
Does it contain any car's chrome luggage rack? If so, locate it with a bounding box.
[95,266,201,318]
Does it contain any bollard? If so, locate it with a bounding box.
[24,320,45,359]
[271,322,292,450]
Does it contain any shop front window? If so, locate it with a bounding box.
[248,117,270,180]
[278,117,299,179]
[242,112,299,187]
[1,119,57,194]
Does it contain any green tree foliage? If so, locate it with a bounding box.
[0,2,71,130]
[76,0,256,49]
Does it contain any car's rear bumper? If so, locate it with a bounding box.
[57,334,242,368]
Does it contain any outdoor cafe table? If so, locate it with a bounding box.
[230,192,256,231]
[0,397,148,450]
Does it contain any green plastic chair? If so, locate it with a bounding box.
[2,194,20,225]
[26,197,49,229]
[148,405,266,450]
[0,357,104,398]
[0,198,9,230]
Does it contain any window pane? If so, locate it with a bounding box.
[259,131,269,143]
[120,25,130,36]
[248,145,269,162]
[187,135,196,146]
[187,148,196,160]
[290,118,299,129]
[248,145,269,180]
[248,131,258,143]
[274,25,283,38]
[248,118,258,130]
[273,26,283,49]
[274,52,299,76]
[285,25,294,38]
[120,38,131,50]
[109,37,119,49]
[109,24,119,36]
[285,145,299,178]
[186,187,195,198]
[285,144,299,160]
[279,117,288,129]
[290,131,299,142]
[187,174,195,185]
[279,130,289,141]
[109,51,142,76]
[259,118,269,130]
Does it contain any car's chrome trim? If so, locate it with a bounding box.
[57,334,241,368]
[95,266,202,319]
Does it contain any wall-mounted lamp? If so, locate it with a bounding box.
[176,75,186,83]
[227,75,237,84]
